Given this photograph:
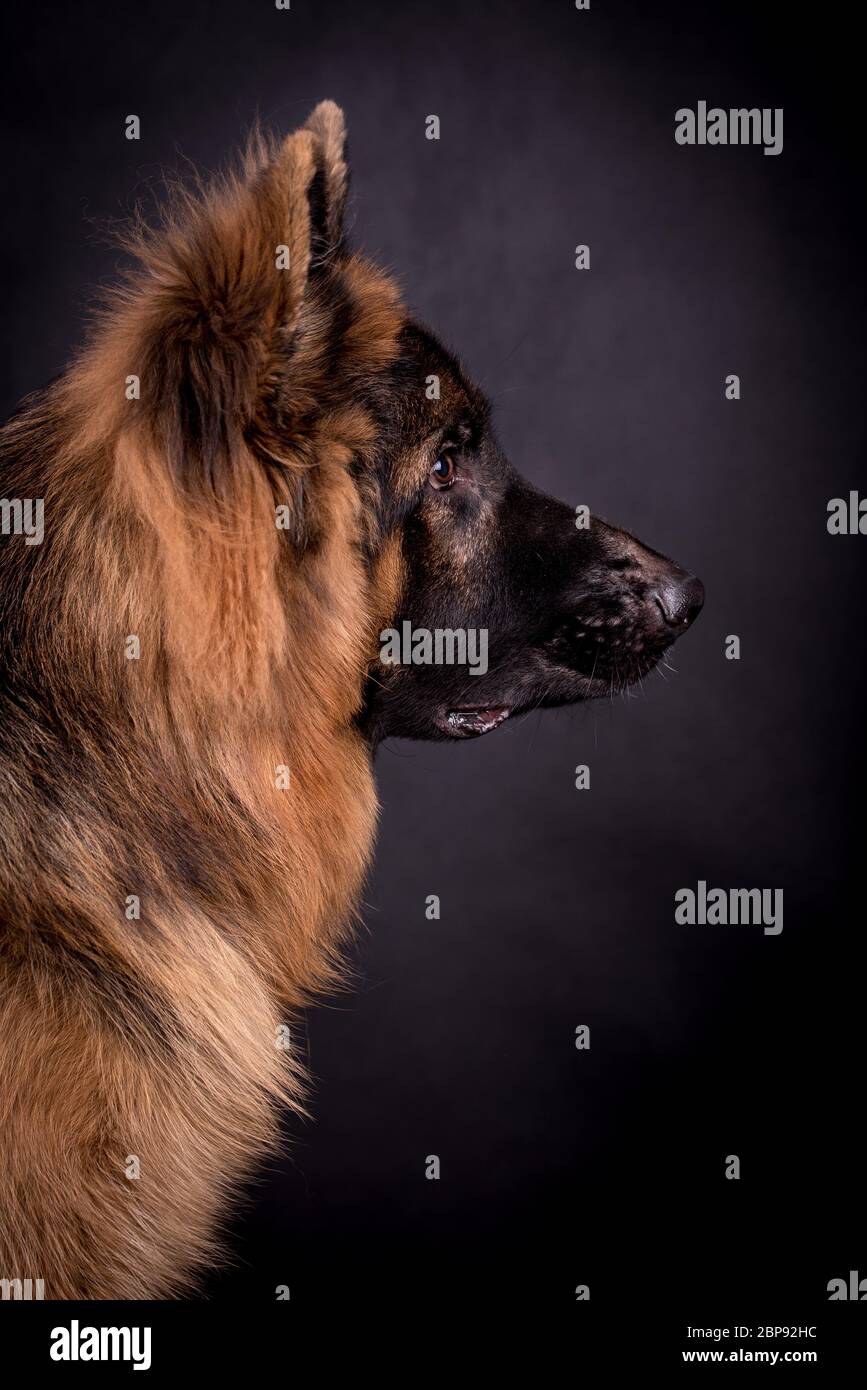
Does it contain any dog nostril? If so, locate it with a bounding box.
[653,592,672,623]
[652,575,704,634]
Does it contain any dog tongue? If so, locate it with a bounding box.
[444,707,510,737]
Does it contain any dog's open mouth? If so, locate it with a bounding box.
[437,706,511,739]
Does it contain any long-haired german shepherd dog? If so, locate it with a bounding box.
[0,103,703,1298]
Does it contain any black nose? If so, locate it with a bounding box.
[651,573,705,634]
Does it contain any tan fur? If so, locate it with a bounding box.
[0,104,406,1298]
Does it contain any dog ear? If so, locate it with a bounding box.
[123,104,350,501]
[304,100,349,261]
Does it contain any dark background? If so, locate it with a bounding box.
[1,0,864,1318]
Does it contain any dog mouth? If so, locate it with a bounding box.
[436,706,511,739]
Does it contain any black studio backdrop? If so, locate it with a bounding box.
[1,0,864,1333]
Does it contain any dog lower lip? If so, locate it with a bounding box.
[440,706,511,738]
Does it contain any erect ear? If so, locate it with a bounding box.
[123,103,350,499]
[304,99,349,260]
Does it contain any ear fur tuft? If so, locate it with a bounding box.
[304,100,349,258]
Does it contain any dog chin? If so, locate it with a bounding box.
[434,655,666,737]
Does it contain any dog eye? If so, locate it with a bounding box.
[429,452,458,490]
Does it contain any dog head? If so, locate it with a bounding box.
[286,105,704,743]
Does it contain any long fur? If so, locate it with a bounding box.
[0,103,406,1297]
